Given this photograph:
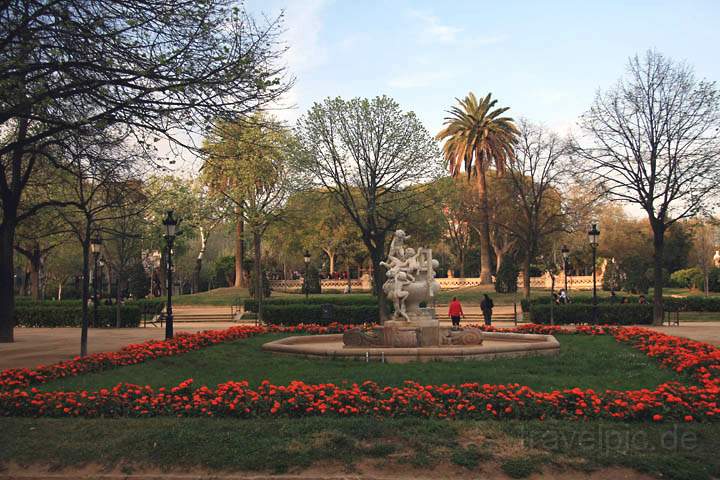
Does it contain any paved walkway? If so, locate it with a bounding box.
[2,316,719,371]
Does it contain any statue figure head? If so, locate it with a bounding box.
[404,247,415,258]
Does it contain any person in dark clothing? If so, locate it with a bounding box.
[480,294,494,325]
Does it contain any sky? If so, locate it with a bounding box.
[241,0,720,137]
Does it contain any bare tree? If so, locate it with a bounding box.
[573,50,720,324]
[295,96,442,320]
[500,120,568,298]
[0,0,291,342]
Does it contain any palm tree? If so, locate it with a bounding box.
[436,92,519,284]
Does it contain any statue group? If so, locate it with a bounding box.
[381,230,440,322]
[342,229,483,348]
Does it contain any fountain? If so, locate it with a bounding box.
[263,230,560,362]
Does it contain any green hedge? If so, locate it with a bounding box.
[528,304,653,325]
[129,298,165,315]
[244,295,377,313]
[14,305,141,328]
[522,295,720,312]
[260,304,379,326]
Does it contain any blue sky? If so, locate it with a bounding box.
[247,0,720,136]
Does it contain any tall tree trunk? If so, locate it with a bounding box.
[496,251,503,274]
[115,273,122,328]
[476,173,493,284]
[0,219,16,343]
[29,243,41,301]
[369,236,388,322]
[193,227,207,293]
[459,251,465,278]
[523,252,531,298]
[253,231,263,321]
[80,238,90,356]
[652,223,665,325]
[235,210,246,288]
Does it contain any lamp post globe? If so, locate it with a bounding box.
[163,210,178,339]
[587,223,600,324]
[303,250,311,300]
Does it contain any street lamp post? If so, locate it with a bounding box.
[561,245,570,295]
[588,223,600,324]
[163,210,178,339]
[90,235,102,329]
[303,250,311,301]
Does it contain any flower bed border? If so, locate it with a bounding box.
[1,324,718,422]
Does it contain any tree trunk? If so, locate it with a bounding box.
[253,231,263,321]
[523,252,531,298]
[235,212,246,288]
[116,274,122,328]
[652,224,665,325]
[57,282,63,301]
[496,251,503,274]
[29,243,41,301]
[0,219,16,343]
[370,242,388,323]
[476,173,493,284]
[80,239,90,356]
[459,250,465,278]
[193,227,207,293]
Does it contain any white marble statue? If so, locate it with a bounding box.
[383,230,440,322]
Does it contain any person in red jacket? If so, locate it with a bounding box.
[448,296,464,330]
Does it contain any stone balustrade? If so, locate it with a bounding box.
[268,272,603,292]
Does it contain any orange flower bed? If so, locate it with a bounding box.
[1,324,718,422]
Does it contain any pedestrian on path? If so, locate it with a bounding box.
[448,296,465,330]
[481,294,494,326]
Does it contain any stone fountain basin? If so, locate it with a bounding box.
[262,331,560,364]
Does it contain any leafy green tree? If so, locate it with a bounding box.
[202,115,295,316]
[295,96,441,320]
[436,92,519,284]
[495,254,519,294]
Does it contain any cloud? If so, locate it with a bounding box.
[266,0,329,124]
[388,71,454,89]
[409,10,462,44]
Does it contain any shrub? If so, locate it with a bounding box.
[669,268,703,289]
[244,295,377,312]
[128,262,150,299]
[130,298,165,315]
[249,270,272,299]
[302,265,322,295]
[14,305,141,328]
[528,304,653,325]
[260,304,378,325]
[495,256,519,294]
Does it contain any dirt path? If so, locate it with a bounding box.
[0,463,657,480]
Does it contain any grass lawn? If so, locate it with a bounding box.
[172,285,711,307]
[0,417,717,479]
[42,334,683,392]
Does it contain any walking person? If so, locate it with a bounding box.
[481,294,494,326]
[448,296,465,330]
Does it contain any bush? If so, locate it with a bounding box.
[249,270,272,299]
[129,298,165,315]
[528,303,653,325]
[128,262,150,299]
[260,304,379,325]
[495,256,519,294]
[14,305,141,328]
[244,295,377,312]
[302,265,322,295]
[669,268,703,289]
